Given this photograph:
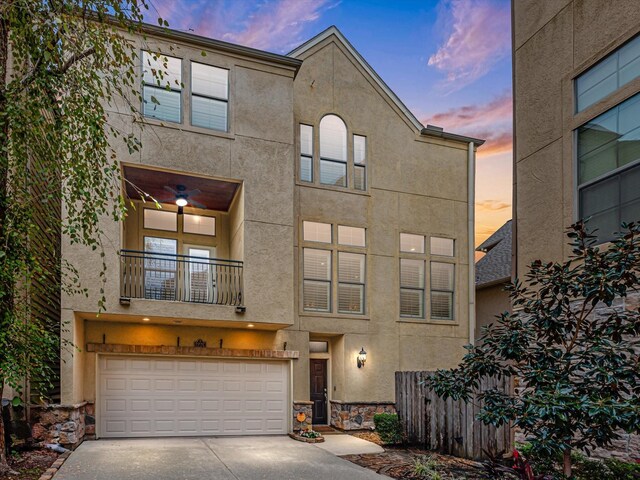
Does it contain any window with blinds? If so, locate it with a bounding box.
[338,252,365,314]
[431,262,454,320]
[400,258,425,318]
[320,115,348,187]
[191,62,229,131]
[142,51,182,123]
[303,248,331,312]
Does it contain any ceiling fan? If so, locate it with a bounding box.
[161,184,205,214]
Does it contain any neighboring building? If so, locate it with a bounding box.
[39,25,483,444]
[475,220,511,340]
[512,0,640,460]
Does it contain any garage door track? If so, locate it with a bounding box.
[53,436,387,480]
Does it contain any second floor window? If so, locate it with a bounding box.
[577,92,640,242]
[142,51,182,123]
[431,261,454,320]
[191,62,229,131]
[319,115,347,187]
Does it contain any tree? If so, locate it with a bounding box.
[426,222,640,478]
[0,1,168,471]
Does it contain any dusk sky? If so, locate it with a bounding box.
[151,0,513,255]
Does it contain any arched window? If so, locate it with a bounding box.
[319,115,347,187]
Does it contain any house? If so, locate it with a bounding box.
[34,24,483,445]
[474,220,511,341]
[512,0,640,460]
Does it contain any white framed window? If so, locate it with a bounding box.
[143,236,178,300]
[191,62,228,131]
[430,237,454,256]
[576,34,640,112]
[338,225,366,247]
[431,262,454,320]
[338,252,365,314]
[303,248,331,312]
[319,115,347,187]
[143,209,177,232]
[577,92,640,242]
[400,233,425,253]
[354,134,366,190]
[300,124,313,182]
[142,51,182,123]
[303,221,332,243]
[183,214,216,236]
[400,259,425,318]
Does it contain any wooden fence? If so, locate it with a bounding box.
[395,371,512,460]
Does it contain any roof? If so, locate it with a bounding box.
[288,26,484,146]
[475,220,512,288]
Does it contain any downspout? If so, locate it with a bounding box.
[468,141,476,345]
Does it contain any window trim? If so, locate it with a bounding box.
[141,51,183,124]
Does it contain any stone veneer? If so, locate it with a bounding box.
[330,401,396,430]
[31,402,95,449]
[292,401,313,432]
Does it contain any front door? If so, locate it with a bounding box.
[310,359,328,424]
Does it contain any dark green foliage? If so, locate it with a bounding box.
[374,413,404,444]
[425,221,640,477]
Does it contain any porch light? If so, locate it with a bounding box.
[142,317,150,322]
[357,347,367,368]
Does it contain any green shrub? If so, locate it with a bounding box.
[603,458,640,480]
[373,413,403,444]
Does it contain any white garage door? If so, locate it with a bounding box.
[98,356,289,438]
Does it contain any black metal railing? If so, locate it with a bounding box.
[120,249,243,306]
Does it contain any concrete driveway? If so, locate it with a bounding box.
[53,436,388,480]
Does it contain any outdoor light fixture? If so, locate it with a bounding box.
[142,317,150,322]
[357,347,367,368]
[175,197,188,207]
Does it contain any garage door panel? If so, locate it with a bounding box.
[99,356,289,437]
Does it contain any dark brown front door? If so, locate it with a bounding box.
[310,359,328,424]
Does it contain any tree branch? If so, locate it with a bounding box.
[57,46,96,75]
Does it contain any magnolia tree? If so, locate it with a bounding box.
[426,222,640,478]
[0,1,172,471]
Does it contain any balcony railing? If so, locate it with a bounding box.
[120,249,243,306]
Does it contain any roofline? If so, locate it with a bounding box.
[288,26,424,131]
[476,277,510,290]
[421,126,485,146]
[126,20,303,71]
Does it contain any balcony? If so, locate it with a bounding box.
[120,249,243,306]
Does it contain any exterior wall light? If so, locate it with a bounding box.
[357,347,367,368]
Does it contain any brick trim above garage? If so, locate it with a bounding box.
[86,343,299,359]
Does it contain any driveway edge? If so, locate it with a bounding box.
[39,451,71,480]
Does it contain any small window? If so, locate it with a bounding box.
[183,214,215,236]
[309,341,329,353]
[303,221,332,243]
[338,252,365,314]
[431,262,454,320]
[303,248,331,312]
[354,135,367,190]
[191,62,228,131]
[400,233,425,253]
[300,124,313,182]
[430,237,454,256]
[142,51,182,123]
[576,35,640,112]
[143,209,177,232]
[338,226,365,247]
[320,115,347,187]
[400,259,424,318]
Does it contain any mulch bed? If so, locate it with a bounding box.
[0,449,59,480]
[343,447,488,479]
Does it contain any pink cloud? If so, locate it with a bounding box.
[428,0,511,91]
[423,92,512,156]
[150,0,333,53]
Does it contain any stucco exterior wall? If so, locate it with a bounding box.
[475,283,511,340]
[513,0,640,275]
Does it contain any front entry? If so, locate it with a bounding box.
[309,359,327,424]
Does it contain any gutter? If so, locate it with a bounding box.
[421,125,485,146]
[468,142,477,344]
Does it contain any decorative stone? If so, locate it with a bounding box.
[330,401,396,431]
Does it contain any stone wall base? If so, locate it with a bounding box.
[292,401,313,432]
[330,401,395,430]
[31,402,95,450]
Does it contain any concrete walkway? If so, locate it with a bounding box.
[53,437,389,480]
[315,434,385,456]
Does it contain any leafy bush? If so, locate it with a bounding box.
[373,413,403,444]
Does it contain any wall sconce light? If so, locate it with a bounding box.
[357,347,367,368]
